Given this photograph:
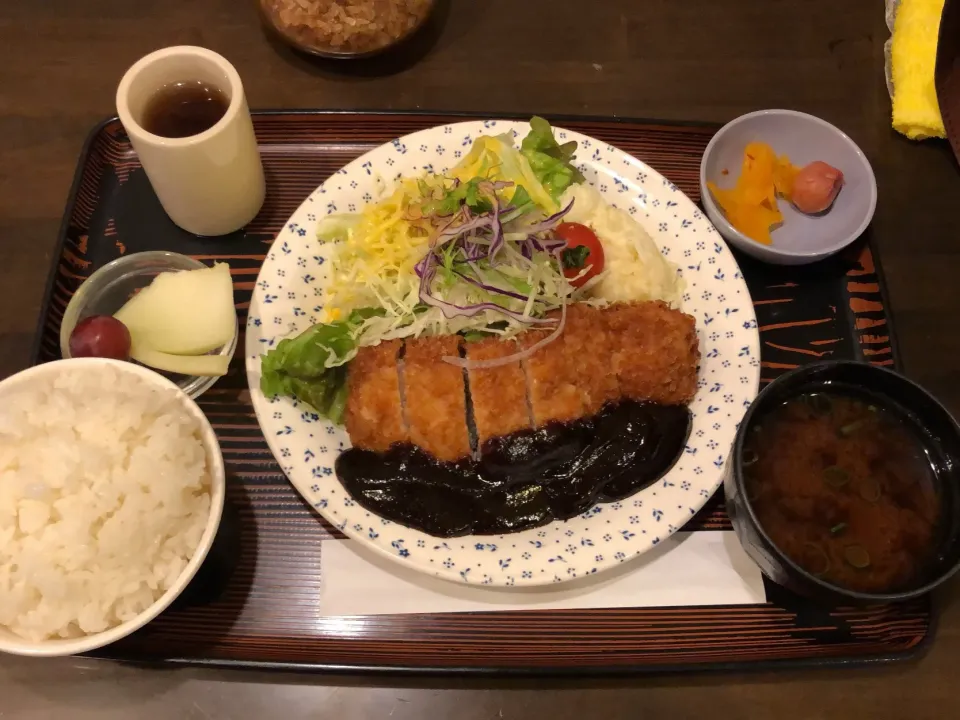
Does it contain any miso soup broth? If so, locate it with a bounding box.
[744,388,941,593]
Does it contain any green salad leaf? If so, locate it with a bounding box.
[506,185,534,217]
[259,308,384,423]
[520,116,585,202]
[422,177,495,216]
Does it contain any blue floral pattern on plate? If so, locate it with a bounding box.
[246,121,760,587]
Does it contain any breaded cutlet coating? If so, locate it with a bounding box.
[521,324,585,427]
[603,301,699,405]
[561,303,620,414]
[344,302,699,458]
[403,335,472,461]
[344,340,407,452]
[466,337,533,445]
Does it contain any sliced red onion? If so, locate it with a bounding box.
[437,213,492,240]
[442,300,568,369]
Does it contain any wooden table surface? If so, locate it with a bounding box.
[1,1,957,717]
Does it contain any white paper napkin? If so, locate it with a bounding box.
[318,531,766,616]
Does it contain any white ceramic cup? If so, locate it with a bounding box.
[116,46,266,236]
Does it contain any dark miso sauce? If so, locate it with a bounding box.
[336,400,691,537]
[745,388,941,593]
[142,80,229,138]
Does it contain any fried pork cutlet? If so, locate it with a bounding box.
[561,303,620,414]
[402,335,472,462]
[520,325,585,427]
[466,337,533,446]
[344,339,407,453]
[603,301,699,405]
[342,301,699,461]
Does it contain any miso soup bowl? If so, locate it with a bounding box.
[724,361,960,604]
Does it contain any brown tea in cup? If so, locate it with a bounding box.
[142,80,229,139]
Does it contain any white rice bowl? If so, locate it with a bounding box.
[0,358,224,656]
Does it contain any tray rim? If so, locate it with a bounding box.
[36,110,931,675]
[125,643,930,676]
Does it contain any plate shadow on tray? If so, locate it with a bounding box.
[262,0,452,80]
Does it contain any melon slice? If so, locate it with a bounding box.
[114,263,236,355]
[128,337,230,377]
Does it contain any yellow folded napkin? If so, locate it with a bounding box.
[892,0,946,139]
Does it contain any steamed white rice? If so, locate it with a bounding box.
[0,365,211,642]
[561,184,685,307]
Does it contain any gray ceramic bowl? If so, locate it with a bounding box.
[700,110,877,265]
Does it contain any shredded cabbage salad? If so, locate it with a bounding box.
[261,117,588,420]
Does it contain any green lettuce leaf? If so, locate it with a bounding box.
[259,308,383,422]
[520,116,585,201]
[422,177,495,216]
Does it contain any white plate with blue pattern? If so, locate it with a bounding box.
[246,120,760,587]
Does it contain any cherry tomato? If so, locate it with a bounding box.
[556,222,605,288]
[69,315,132,360]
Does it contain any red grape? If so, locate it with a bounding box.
[69,315,132,360]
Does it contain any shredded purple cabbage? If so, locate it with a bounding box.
[517,200,575,234]
[451,268,534,303]
[417,259,555,323]
[414,180,574,324]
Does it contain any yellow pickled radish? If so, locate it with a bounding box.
[707,141,786,245]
